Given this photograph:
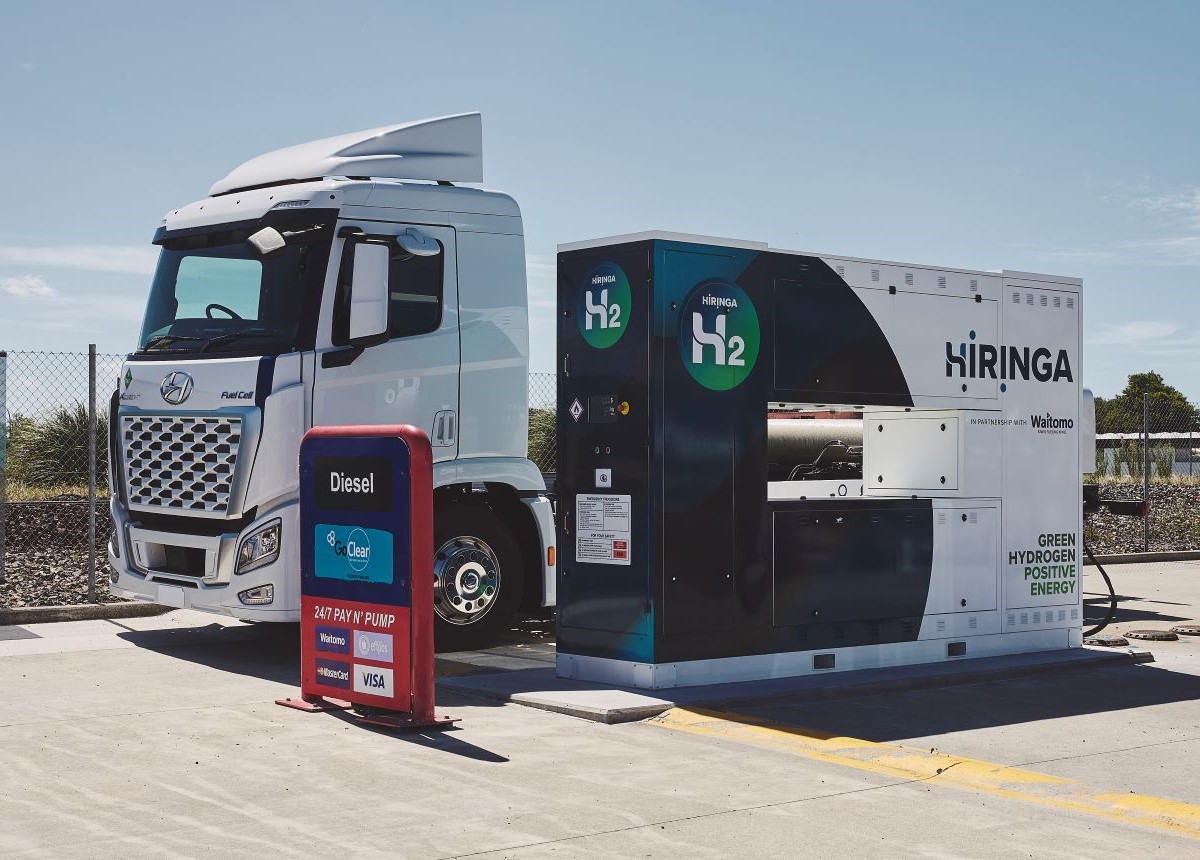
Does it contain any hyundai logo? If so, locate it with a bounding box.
[160,371,194,405]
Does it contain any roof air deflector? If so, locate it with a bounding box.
[209,113,483,197]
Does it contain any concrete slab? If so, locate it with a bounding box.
[439,646,1152,723]
[0,610,263,657]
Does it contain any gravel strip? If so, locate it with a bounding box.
[1085,483,1200,554]
[1,498,120,608]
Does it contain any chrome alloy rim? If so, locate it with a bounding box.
[433,536,501,625]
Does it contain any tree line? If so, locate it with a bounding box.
[1094,372,1197,434]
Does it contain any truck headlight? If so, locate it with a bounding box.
[238,584,274,606]
[236,519,281,574]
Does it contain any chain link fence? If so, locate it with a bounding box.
[1,350,122,493]
[528,371,557,477]
[1087,393,1200,555]
[1092,396,1200,481]
[1,347,116,602]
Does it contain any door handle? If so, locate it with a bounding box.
[432,410,456,447]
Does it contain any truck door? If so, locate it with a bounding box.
[313,223,459,460]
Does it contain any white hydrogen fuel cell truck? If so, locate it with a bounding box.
[108,113,556,649]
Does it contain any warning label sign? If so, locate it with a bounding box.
[576,493,632,566]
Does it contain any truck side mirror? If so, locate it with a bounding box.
[396,226,441,257]
[247,227,286,257]
[348,242,390,342]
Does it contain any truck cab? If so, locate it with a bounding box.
[108,114,556,649]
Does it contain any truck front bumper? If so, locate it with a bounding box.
[108,499,301,621]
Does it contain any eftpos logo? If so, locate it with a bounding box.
[678,280,760,391]
[945,331,1072,384]
[160,371,194,404]
[577,262,630,349]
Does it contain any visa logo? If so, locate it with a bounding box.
[353,664,394,698]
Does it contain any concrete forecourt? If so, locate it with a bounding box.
[2,561,1199,857]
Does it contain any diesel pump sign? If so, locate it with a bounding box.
[281,425,453,729]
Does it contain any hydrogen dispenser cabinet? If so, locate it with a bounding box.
[556,233,1085,689]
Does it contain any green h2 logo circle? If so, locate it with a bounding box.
[678,280,760,390]
[577,262,631,349]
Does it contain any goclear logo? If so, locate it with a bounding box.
[159,371,194,405]
[327,527,371,572]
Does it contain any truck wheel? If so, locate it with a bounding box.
[433,504,523,652]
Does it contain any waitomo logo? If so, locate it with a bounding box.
[678,280,760,391]
[577,262,631,349]
[1031,413,1074,435]
[945,331,1073,384]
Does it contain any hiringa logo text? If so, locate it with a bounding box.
[945,332,1072,383]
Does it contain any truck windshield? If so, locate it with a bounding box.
[138,224,330,355]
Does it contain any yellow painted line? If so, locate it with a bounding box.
[653,707,1200,840]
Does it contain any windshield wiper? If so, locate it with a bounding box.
[199,328,285,353]
[142,334,207,352]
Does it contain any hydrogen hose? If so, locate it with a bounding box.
[1082,540,1118,637]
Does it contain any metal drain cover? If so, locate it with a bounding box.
[1124,629,1179,641]
[1170,623,1200,637]
[1084,633,1129,647]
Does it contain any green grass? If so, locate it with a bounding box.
[2,481,110,501]
[5,404,108,488]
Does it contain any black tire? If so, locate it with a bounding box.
[433,503,524,652]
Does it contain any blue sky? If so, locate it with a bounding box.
[1,1,1198,399]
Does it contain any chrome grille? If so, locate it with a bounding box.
[122,414,242,514]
